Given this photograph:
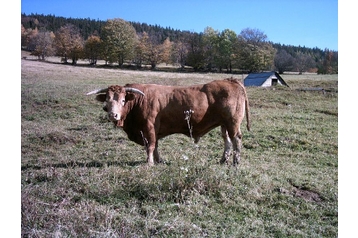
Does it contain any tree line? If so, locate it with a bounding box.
[21,13,338,74]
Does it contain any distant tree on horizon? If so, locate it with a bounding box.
[21,24,38,50]
[29,30,56,60]
[53,24,84,65]
[236,28,276,72]
[101,18,137,66]
[83,35,102,65]
[294,51,315,74]
[317,49,338,74]
[134,32,150,68]
[274,49,294,74]
[171,40,189,69]
[186,33,206,71]
[216,29,238,73]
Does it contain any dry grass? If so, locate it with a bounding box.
[21,53,338,237]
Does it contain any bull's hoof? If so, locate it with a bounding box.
[219,158,229,165]
[233,157,240,166]
[155,158,164,164]
[220,152,230,165]
[147,162,155,167]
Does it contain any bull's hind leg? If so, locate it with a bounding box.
[220,126,232,164]
[231,132,243,166]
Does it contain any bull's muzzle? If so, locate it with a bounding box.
[108,112,120,122]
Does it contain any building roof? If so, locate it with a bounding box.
[244,71,289,87]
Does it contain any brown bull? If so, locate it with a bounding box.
[87,78,250,166]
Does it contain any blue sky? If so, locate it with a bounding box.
[21,0,338,51]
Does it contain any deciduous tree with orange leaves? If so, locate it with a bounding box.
[54,24,84,65]
[84,35,102,65]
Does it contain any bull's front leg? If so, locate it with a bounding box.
[146,142,156,166]
[147,141,162,165]
[153,141,162,164]
[141,126,158,166]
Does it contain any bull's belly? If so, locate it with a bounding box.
[157,120,220,140]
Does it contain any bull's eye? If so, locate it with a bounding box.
[103,106,108,112]
[121,99,126,106]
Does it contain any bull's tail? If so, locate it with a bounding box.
[245,94,251,131]
[232,78,250,131]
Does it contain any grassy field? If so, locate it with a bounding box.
[21,54,338,237]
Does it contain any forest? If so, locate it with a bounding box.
[21,13,338,74]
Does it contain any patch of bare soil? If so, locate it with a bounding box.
[292,186,322,202]
[44,132,79,145]
[278,184,323,203]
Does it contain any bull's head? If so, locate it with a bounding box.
[87,85,145,127]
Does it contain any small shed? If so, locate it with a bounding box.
[244,71,289,87]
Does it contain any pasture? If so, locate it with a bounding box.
[21,54,338,237]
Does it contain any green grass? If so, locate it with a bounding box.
[21,55,338,237]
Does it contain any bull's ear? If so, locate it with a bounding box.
[125,93,136,101]
[95,94,106,102]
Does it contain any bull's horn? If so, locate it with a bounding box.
[125,87,145,96]
[86,88,108,95]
